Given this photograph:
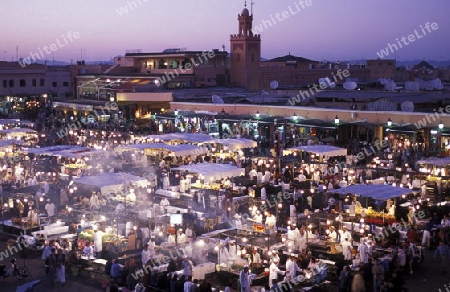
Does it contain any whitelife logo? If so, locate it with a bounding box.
[116,0,149,16]
[18,31,81,68]
[252,0,313,35]
[376,22,439,59]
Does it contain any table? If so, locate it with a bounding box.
[192,262,215,280]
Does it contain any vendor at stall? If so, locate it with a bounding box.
[45,200,56,218]
[167,233,176,244]
[177,229,187,245]
[265,211,277,230]
[147,236,157,257]
[160,198,170,213]
[28,207,39,227]
[93,229,103,258]
[251,248,261,267]
[342,237,353,261]
[269,259,285,288]
[327,226,338,242]
[339,226,352,244]
[90,192,100,211]
[218,244,229,265]
[253,211,263,223]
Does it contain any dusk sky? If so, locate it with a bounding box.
[1,0,449,62]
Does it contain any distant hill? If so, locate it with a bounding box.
[32,59,114,66]
[342,59,450,68]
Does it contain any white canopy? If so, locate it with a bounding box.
[417,157,450,166]
[74,172,147,194]
[0,119,20,125]
[25,145,104,158]
[0,128,37,137]
[0,139,22,150]
[213,138,257,151]
[116,143,208,157]
[172,163,245,182]
[331,184,414,201]
[146,133,214,144]
[283,145,347,157]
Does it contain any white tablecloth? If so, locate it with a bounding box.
[192,262,215,280]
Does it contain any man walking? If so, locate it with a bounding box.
[434,240,450,274]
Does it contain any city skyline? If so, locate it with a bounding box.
[1,0,449,63]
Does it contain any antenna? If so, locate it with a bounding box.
[16,45,18,61]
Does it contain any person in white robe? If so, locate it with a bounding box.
[265,212,276,230]
[162,174,170,190]
[269,259,285,288]
[167,233,176,244]
[358,239,368,264]
[253,211,263,223]
[142,244,152,266]
[177,229,187,245]
[286,226,296,250]
[93,229,103,258]
[90,192,100,211]
[228,240,237,262]
[160,198,170,213]
[218,245,229,265]
[147,236,156,258]
[342,238,353,260]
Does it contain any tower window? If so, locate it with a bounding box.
[236,53,240,62]
[251,54,254,62]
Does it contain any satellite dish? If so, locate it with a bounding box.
[318,77,336,89]
[378,78,388,85]
[212,95,224,104]
[401,101,414,112]
[385,80,396,91]
[343,81,357,90]
[270,80,279,90]
[424,81,434,91]
[405,81,420,91]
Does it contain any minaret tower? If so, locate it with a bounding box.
[229,1,261,89]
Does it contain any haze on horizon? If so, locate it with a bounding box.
[1,0,449,63]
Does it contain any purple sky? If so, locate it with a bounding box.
[1,0,449,62]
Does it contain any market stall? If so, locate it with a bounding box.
[172,163,245,184]
[211,138,258,151]
[283,145,348,158]
[74,172,147,196]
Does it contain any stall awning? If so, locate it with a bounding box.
[52,102,94,111]
[283,145,347,157]
[331,184,414,200]
[0,128,37,137]
[172,163,245,182]
[145,133,214,144]
[74,172,147,194]
[212,138,257,151]
[116,143,208,157]
[24,145,103,158]
[417,157,450,166]
[0,139,22,149]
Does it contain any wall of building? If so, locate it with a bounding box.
[0,63,71,98]
[259,67,371,90]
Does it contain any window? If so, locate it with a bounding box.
[9,80,14,87]
[52,82,57,88]
[63,82,69,87]
[236,53,240,61]
[40,79,44,86]
[251,54,254,62]
[2,80,6,88]
[20,79,26,87]
[32,79,37,87]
